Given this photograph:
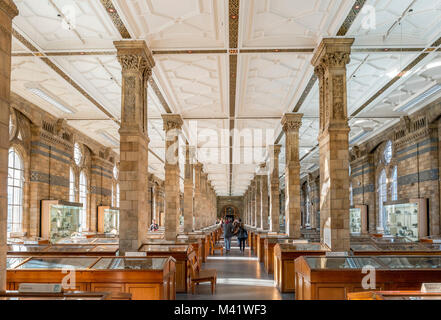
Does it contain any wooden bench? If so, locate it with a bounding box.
[188,251,217,294]
[210,237,223,256]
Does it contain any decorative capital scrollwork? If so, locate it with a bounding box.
[281,113,303,133]
[162,114,183,132]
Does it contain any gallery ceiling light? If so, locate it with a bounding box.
[26,86,75,114]
[395,84,441,112]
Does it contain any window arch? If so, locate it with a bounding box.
[69,167,76,202]
[384,140,393,164]
[79,171,88,231]
[74,143,82,166]
[8,148,24,233]
[116,183,120,208]
[391,166,398,201]
[350,182,354,206]
[378,169,388,232]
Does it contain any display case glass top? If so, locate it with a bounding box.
[14,257,97,270]
[92,257,168,270]
[376,256,441,269]
[139,244,191,253]
[8,245,48,253]
[44,245,96,253]
[6,257,28,269]
[304,257,383,270]
[89,245,119,253]
[350,244,379,251]
[278,243,328,252]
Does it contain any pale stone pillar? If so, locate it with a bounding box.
[281,113,303,238]
[115,40,155,253]
[244,191,248,224]
[311,38,354,251]
[255,175,262,229]
[193,163,203,230]
[183,145,195,232]
[250,178,256,226]
[162,114,183,240]
[0,0,18,293]
[269,145,281,233]
[259,163,270,230]
[201,172,208,227]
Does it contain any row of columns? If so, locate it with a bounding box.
[244,38,353,251]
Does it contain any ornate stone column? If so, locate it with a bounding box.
[183,145,194,232]
[244,191,248,224]
[162,114,183,240]
[255,174,262,229]
[259,163,270,230]
[0,0,18,293]
[115,40,154,253]
[311,38,354,251]
[193,162,203,230]
[281,113,303,238]
[201,172,208,227]
[269,145,281,233]
[250,178,256,226]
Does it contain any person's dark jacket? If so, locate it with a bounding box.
[223,222,234,238]
[237,227,248,240]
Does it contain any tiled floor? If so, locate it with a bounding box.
[177,239,294,300]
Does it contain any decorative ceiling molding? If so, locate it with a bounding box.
[12,28,120,125]
[12,51,117,57]
[337,0,367,36]
[99,0,131,39]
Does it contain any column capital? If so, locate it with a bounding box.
[257,162,268,175]
[269,144,282,156]
[281,113,303,133]
[0,0,18,19]
[162,114,183,132]
[311,38,354,70]
[194,162,203,171]
[114,40,155,73]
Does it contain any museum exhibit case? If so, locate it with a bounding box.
[6,256,176,300]
[41,200,82,243]
[347,291,441,300]
[350,205,368,235]
[97,206,120,235]
[383,199,428,241]
[8,244,118,256]
[0,291,131,300]
[294,256,441,300]
[138,244,194,293]
[274,243,329,293]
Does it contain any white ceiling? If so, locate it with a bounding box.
[9,0,441,196]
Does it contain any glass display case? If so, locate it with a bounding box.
[349,205,368,235]
[383,199,428,241]
[41,200,82,243]
[15,257,97,270]
[92,257,168,270]
[97,206,119,235]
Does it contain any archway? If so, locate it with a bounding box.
[219,205,240,221]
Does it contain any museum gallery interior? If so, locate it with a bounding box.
[3,0,441,301]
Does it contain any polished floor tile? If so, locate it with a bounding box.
[177,238,294,300]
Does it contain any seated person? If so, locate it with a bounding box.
[149,219,159,232]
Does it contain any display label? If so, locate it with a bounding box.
[421,283,441,293]
[325,251,349,257]
[19,283,62,293]
[125,252,147,257]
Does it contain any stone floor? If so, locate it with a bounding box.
[177,238,294,300]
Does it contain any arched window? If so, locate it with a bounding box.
[79,171,88,231]
[8,148,24,233]
[378,169,388,231]
[74,143,82,166]
[384,141,392,164]
[69,167,76,202]
[111,183,115,207]
[391,166,398,201]
[350,182,354,206]
[116,183,120,208]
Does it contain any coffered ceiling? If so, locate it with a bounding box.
[9,0,441,196]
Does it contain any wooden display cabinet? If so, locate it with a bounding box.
[274,243,329,293]
[7,256,176,300]
[97,206,119,235]
[138,244,193,293]
[348,291,441,300]
[295,255,441,300]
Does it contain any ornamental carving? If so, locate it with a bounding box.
[320,52,351,69]
[162,115,183,132]
[117,54,151,73]
[0,0,19,19]
[281,114,303,133]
